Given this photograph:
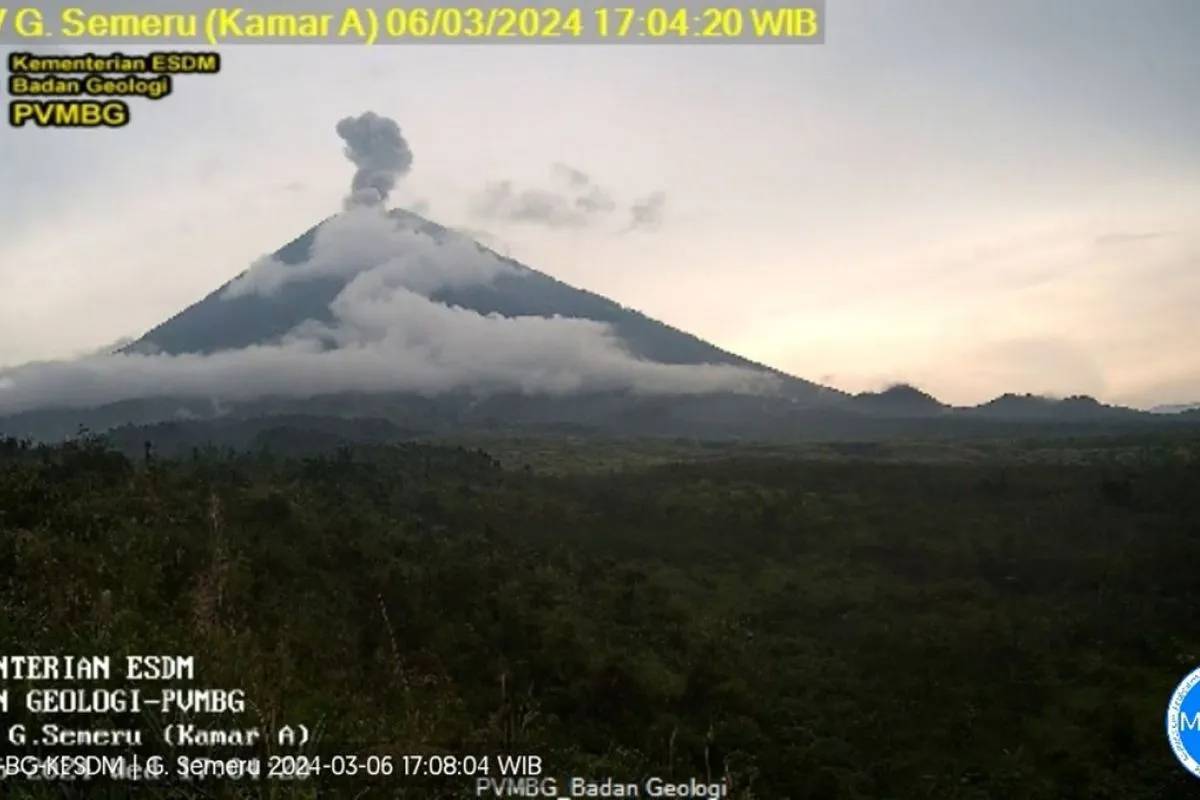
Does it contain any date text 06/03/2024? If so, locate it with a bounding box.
[0,6,821,43]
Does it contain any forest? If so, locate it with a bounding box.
[1,431,1198,798]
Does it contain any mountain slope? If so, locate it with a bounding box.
[124,209,833,402]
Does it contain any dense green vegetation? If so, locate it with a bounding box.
[1,433,1198,798]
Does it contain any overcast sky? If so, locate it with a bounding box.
[2,0,1198,408]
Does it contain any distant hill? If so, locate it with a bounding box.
[966,393,1142,423]
[853,384,946,418]
[1151,402,1200,415]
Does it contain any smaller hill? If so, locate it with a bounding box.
[967,393,1141,422]
[853,384,946,418]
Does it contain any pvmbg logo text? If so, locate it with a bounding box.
[1167,666,1200,777]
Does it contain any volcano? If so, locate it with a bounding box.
[124,208,825,398]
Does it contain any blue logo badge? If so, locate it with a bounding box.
[1167,666,1200,778]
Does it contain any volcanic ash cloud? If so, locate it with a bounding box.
[336,111,413,209]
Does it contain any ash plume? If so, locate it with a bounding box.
[336,111,413,209]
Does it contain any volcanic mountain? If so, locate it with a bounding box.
[124,209,826,397]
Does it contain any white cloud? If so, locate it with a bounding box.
[223,207,513,299]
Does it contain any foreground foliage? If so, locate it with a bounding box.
[0,434,1198,798]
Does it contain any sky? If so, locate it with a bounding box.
[1,0,1198,408]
